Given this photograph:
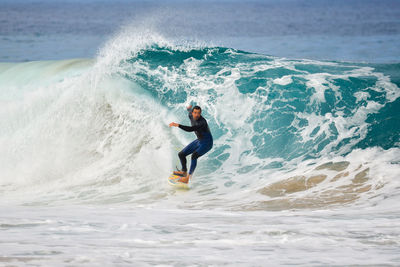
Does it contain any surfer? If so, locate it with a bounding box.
[169,105,213,183]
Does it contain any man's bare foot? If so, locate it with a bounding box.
[173,170,187,177]
[178,174,190,183]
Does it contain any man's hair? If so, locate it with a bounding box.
[192,105,202,112]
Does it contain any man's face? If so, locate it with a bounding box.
[192,108,201,120]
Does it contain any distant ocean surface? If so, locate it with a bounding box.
[1,0,400,266]
[1,0,400,62]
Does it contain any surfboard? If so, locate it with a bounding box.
[168,173,190,189]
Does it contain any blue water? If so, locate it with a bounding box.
[1,0,400,62]
[1,0,400,265]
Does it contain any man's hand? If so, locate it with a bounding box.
[169,122,179,127]
[187,105,192,110]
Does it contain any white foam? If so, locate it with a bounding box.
[0,58,175,205]
[273,75,293,85]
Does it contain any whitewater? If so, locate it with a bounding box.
[1,30,400,265]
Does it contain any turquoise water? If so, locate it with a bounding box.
[124,45,400,159]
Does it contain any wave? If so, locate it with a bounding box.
[0,31,399,210]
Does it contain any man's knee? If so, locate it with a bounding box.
[191,152,201,160]
[178,151,185,158]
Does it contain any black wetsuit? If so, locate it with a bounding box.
[178,108,213,174]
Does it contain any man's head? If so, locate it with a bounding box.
[192,106,202,120]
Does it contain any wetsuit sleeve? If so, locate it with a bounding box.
[179,121,206,132]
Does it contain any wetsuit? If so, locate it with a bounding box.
[178,108,213,175]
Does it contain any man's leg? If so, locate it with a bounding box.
[189,147,211,175]
[176,140,199,175]
[188,142,212,175]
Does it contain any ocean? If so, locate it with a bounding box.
[1,0,400,266]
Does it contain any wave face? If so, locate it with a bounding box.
[1,34,399,210]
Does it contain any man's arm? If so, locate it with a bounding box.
[169,122,204,132]
[178,120,205,132]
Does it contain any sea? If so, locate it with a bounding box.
[1,0,400,266]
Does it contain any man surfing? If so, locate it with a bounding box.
[169,105,213,183]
